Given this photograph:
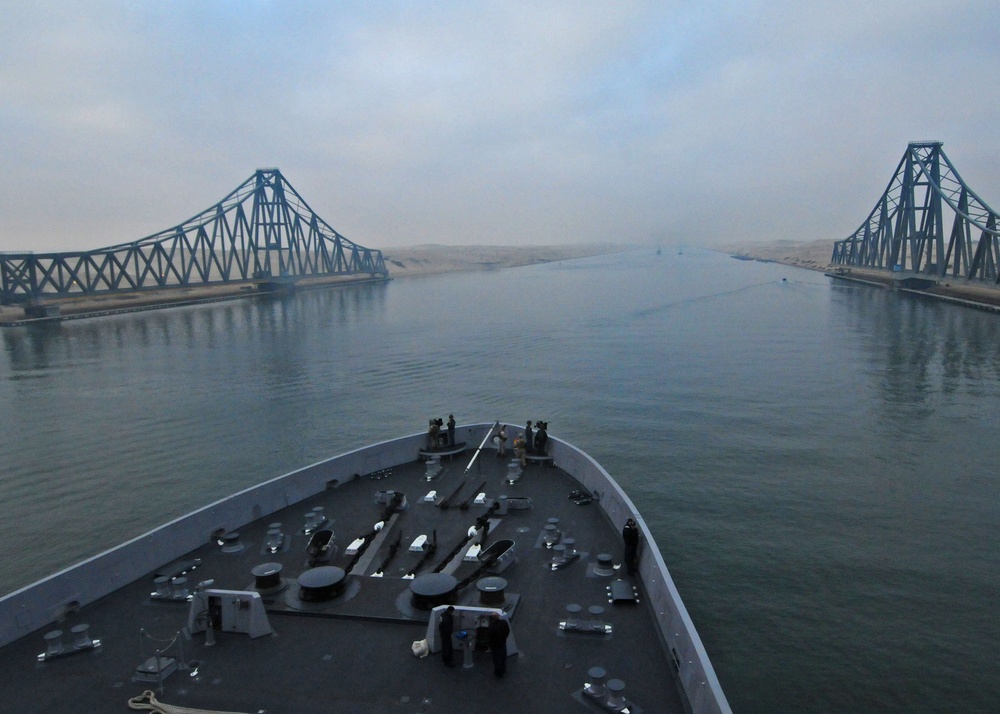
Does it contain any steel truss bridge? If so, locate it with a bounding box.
[0,169,387,305]
[831,142,1000,283]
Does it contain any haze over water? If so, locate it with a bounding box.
[2,249,997,713]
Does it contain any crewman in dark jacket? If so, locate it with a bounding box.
[439,606,455,667]
[623,518,640,576]
[487,613,510,677]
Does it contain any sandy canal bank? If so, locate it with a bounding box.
[722,239,835,272]
[722,239,1000,310]
[381,242,629,278]
[0,242,630,323]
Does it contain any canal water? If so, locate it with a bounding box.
[1,248,998,713]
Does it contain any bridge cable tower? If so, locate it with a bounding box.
[831,142,1000,283]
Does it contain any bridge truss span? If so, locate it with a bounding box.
[0,169,388,305]
[831,142,1000,283]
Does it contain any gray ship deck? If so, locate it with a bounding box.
[1,441,688,713]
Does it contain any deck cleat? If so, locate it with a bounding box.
[542,523,561,548]
[303,507,327,535]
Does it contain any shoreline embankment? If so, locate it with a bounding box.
[723,239,1000,313]
[0,243,629,325]
[8,239,1000,324]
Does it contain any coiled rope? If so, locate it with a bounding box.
[127,690,252,714]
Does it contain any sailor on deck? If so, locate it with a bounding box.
[487,613,511,678]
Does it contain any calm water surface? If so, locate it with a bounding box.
[2,248,998,713]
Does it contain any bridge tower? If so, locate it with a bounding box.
[831,142,1000,283]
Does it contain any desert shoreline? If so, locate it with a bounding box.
[6,239,1000,323]
[723,240,1000,310]
[381,242,629,279]
[0,243,630,324]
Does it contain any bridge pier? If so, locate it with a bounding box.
[23,304,60,318]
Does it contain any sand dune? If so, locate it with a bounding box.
[721,239,835,272]
[382,242,629,278]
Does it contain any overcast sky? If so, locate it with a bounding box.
[2,1,998,253]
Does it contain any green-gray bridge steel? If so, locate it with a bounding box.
[831,142,1000,283]
[0,169,387,305]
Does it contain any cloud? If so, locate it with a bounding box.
[1,1,998,252]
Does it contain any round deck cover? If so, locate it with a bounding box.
[409,572,458,610]
[297,566,346,602]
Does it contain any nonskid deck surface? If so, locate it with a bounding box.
[1,451,685,713]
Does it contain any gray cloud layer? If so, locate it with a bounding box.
[2,1,998,252]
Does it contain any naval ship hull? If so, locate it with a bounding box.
[0,423,731,713]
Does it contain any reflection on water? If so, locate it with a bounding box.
[2,282,388,370]
[833,285,1000,398]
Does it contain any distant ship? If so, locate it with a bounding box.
[0,421,732,713]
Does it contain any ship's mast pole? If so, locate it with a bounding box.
[464,421,500,474]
